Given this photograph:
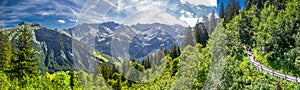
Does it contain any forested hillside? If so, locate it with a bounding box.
[219,0,300,89]
[0,0,299,89]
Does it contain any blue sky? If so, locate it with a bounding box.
[0,0,86,29]
[0,0,244,29]
[217,0,245,11]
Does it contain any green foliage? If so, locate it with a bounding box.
[245,0,266,10]
[194,23,209,47]
[51,71,71,89]
[266,0,288,10]
[46,50,56,73]
[101,63,114,80]
[219,0,300,89]
[70,70,82,90]
[0,71,10,90]
[8,25,39,87]
[93,51,109,62]
[169,44,181,59]
[203,22,226,89]
[0,0,299,89]
[225,0,241,23]
[252,0,300,76]
[0,31,12,70]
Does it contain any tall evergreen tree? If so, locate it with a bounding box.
[202,16,209,31]
[0,31,12,70]
[194,23,209,47]
[169,44,181,59]
[233,0,241,15]
[225,2,233,23]
[225,0,241,23]
[219,3,225,19]
[245,0,266,10]
[142,56,151,69]
[210,10,217,34]
[46,50,55,73]
[10,25,38,79]
[267,0,287,10]
[181,26,196,48]
[154,49,166,65]
[101,63,113,80]
[70,70,82,90]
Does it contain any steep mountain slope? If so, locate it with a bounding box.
[4,23,105,73]
[65,22,185,59]
[166,1,216,18]
[129,28,175,58]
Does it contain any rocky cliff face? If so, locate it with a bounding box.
[35,28,108,73]
[64,22,185,59]
[5,24,102,73]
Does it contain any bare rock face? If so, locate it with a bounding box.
[65,22,185,59]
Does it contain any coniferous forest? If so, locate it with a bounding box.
[0,0,300,89]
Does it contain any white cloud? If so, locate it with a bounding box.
[115,0,166,12]
[69,19,78,22]
[41,12,50,15]
[179,15,201,27]
[75,0,216,26]
[180,0,217,6]
[58,20,66,24]
[122,9,187,26]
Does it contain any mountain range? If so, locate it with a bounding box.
[63,21,185,59]
[4,22,186,73]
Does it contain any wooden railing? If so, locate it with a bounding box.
[244,46,300,84]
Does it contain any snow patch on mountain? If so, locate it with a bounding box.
[66,22,184,58]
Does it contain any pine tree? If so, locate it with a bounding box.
[0,31,12,70]
[203,16,209,31]
[245,0,266,10]
[233,0,241,16]
[94,63,101,77]
[169,44,181,59]
[245,0,252,10]
[210,10,217,34]
[154,49,165,65]
[47,50,55,73]
[194,23,209,47]
[142,56,151,69]
[219,3,225,19]
[181,26,196,48]
[225,0,241,23]
[268,0,287,10]
[194,23,201,44]
[70,70,82,90]
[10,25,38,79]
[225,2,233,23]
[101,63,113,80]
